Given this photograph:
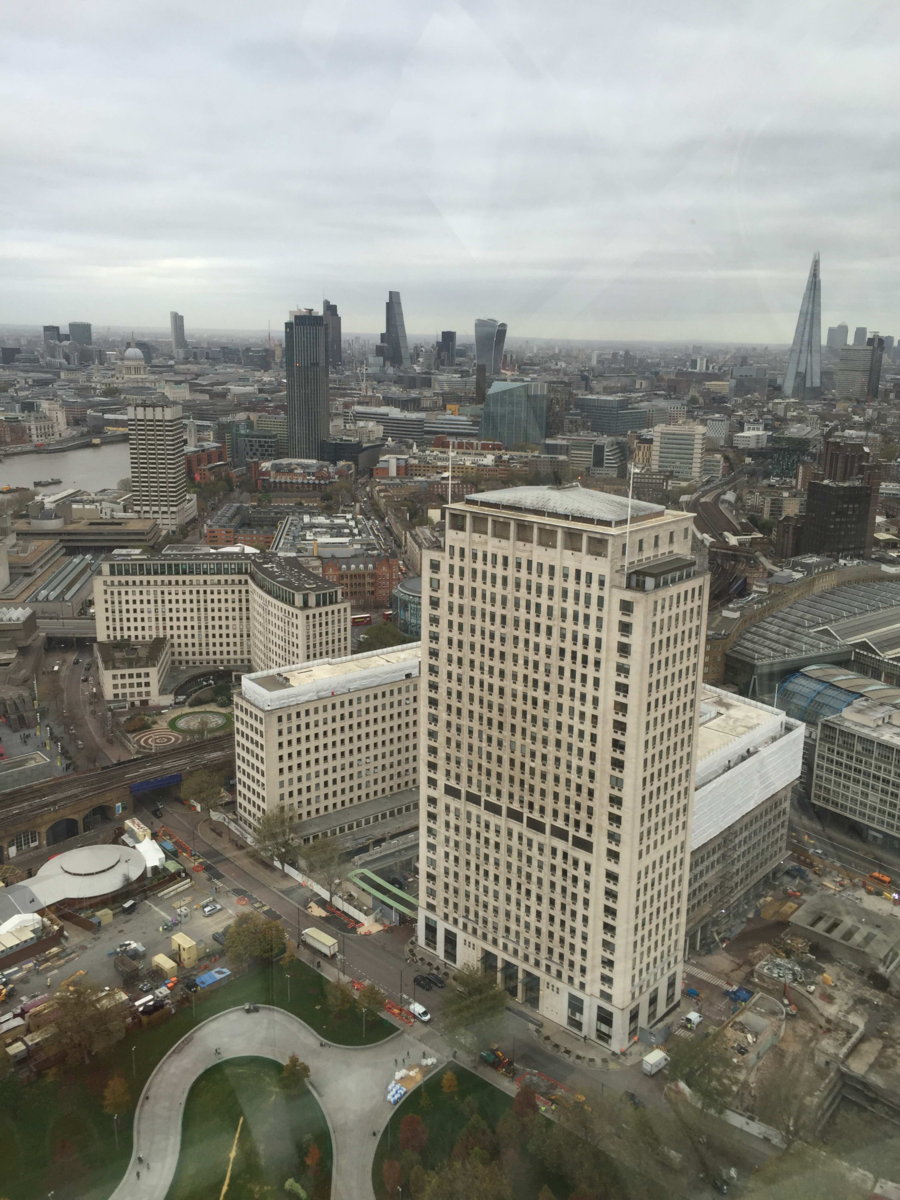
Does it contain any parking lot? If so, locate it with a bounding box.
[4,876,238,1016]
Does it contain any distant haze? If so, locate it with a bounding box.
[2,1,897,342]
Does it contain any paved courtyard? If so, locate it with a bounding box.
[108,1006,429,1200]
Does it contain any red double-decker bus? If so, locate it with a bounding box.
[351,613,372,627]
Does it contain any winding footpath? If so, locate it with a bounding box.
[109,1007,427,1200]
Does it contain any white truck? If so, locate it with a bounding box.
[301,927,339,958]
[641,1049,670,1076]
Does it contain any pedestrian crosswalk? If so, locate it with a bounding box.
[684,963,730,989]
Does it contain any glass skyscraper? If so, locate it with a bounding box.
[783,253,821,400]
[285,309,329,460]
[480,380,548,448]
[380,291,410,367]
[474,317,507,375]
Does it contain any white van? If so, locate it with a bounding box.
[407,1000,431,1023]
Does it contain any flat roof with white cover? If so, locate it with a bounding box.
[464,483,665,526]
[240,643,421,711]
[691,687,804,851]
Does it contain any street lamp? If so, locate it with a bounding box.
[131,1045,136,1080]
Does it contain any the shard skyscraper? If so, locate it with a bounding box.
[783,253,822,400]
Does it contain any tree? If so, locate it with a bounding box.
[280,1053,310,1093]
[357,982,386,1035]
[399,1112,429,1154]
[441,965,507,1048]
[512,1083,538,1122]
[302,834,344,904]
[421,1158,513,1200]
[224,912,286,966]
[50,981,127,1065]
[441,1069,458,1096]
[383,1159,403,1195]
[180,768,224,811]
[324,980,356,1021]
[102,1074,131,1117]
[664,1028,735,1114]
[253,808,299,866]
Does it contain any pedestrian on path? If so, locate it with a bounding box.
[136,1170,141,1181]
[137,1154,143,1163]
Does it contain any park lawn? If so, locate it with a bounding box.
[6,956,392,1200]
[165,1057,331,1200]
[373,1066,569,1200]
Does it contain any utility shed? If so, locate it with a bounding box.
[171,932,198,967]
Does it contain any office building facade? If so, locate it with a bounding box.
[650,424,705,481]
[127,401,196,533]
[234,644,420,828]
[323,299,343,368]
[379,291,410,368]
[480,381,549,448]
[94,548,349,679]
[439,331,457,367]
[836,335,884,402]
[418,484,708,1049]
[782,253,822,400]
[68,322,92,346]
[474,318,507,375]
[170,311,187,353]
[285,309,329,460]
[826,323,848,351]
[812,694,900,846]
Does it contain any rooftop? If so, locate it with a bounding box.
[462,483,665,527]
[240,643,421,711]
[97,638,169,669]
[728,577,900,665]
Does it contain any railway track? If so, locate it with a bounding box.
[0,734,234,825]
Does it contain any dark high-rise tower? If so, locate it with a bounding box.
[285,309,329,460]
[68,322,92,346]
[439,330,456,367]
[323,299,342,368]
[474,318,508,375]
[853,326,868,347]
[782,254,821,400]
[379,291,410,368]
[170,311,187,354]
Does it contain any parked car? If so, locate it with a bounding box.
[426,972,446,988]
[413,974,433,991]
[407,1001,431,1023]
[202,901,222,916]
[183,978,198,992]
[212,930,228,946]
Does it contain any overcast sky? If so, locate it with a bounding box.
[2,0,898,343]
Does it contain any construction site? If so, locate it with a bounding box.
[681,845,900,1184]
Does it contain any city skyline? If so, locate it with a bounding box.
[2,2,899,341]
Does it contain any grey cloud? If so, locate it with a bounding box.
[2,0,900,339]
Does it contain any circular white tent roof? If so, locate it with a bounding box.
[34,844,146,901]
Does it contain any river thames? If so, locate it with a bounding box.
[2,442,131,493]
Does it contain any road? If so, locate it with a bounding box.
[145,793,778,1184]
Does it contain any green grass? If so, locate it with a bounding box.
[372,1068,548,1199]
[165,1057,331,1200]
[372,1067,657,1200]
[6,957,392,1200]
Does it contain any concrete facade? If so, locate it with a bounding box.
[417,484,708,1051]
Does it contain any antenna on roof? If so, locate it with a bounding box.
[623,460,635,574]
